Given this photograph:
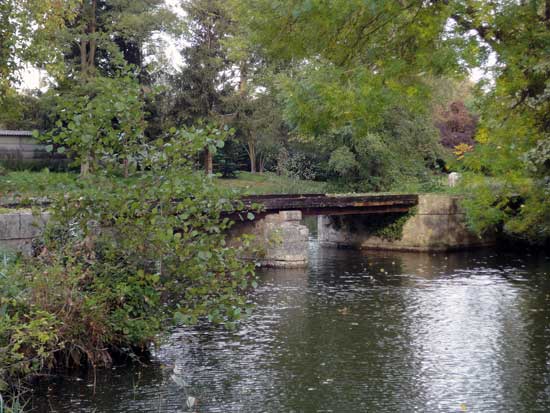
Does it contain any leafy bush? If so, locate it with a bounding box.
[328,146,358,176]
[0,128,256,401]
[319,108,445,192]
[214,139,248,178]
[276,147,320,181]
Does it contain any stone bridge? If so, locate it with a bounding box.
[0,194,492,267]
[229,194,493,268]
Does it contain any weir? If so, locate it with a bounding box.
[0,194,492,266]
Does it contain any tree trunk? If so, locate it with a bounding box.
[81,153,92,177]
[250,155,256,173]
[204,148,213,175]
[247,141,256,173]
[79,0,97,80]
[239,62,248,95]
[78,0,97,178]
[80,39,88,77]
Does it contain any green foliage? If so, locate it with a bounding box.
[227,89,288,173]
[369,208,417,242]
[229,1,457,192]
[168,0,233,126]
[214,139,248,178]
[40,75,146,176]
[0,93,46,131]
[318,108,444,192]
[451,0,550,243]
[0,1,16,101]
[0,170,79,200]
[328,146,358,177]
[276,148,320,181]
[41,0,172,80]
[0,167,326,201]
[0,128,256,399]
[233,0,469,134]
[0,0,80,99]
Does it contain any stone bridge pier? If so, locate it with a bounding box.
[229,195,494,268]
[228,210,310,268]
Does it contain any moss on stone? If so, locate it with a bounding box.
[366,207,417,241]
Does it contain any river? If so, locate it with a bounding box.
[31,238,550,412]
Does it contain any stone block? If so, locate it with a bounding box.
[0,213,22,240]
[0,211,49,255]
[0,239,33,255]
[227,211,309,268]
[19,212,50,238]
[278,210,302,221]
[417,194,461,215]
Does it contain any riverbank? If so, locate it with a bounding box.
[0,160,259,409]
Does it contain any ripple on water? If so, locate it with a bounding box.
[31,246,550,412]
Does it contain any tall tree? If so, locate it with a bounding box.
[451,0,550,242]
[227,0,470,187]
[170,0,234,174]
[224,84,286,173]
[0,0,16,101]
[38,0,175,176]
[230,0,470,136]
[51,0,174,81]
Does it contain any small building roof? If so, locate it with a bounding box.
[0,130,34,136]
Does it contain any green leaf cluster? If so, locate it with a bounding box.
[39,74,146,175]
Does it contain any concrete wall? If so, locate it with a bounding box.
[318,194,493,252]
[0,211,50,255]
[228,210,309,268]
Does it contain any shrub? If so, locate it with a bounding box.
[276,147,320,180]
[0,129,256,402]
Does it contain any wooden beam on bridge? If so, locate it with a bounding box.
[240,194,418,216]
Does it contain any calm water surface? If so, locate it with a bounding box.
[32,239,550,412]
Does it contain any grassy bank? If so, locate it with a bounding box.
[215,171,327,194]
[0,170,327,201]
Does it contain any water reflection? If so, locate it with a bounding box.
[32,243,550,412]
